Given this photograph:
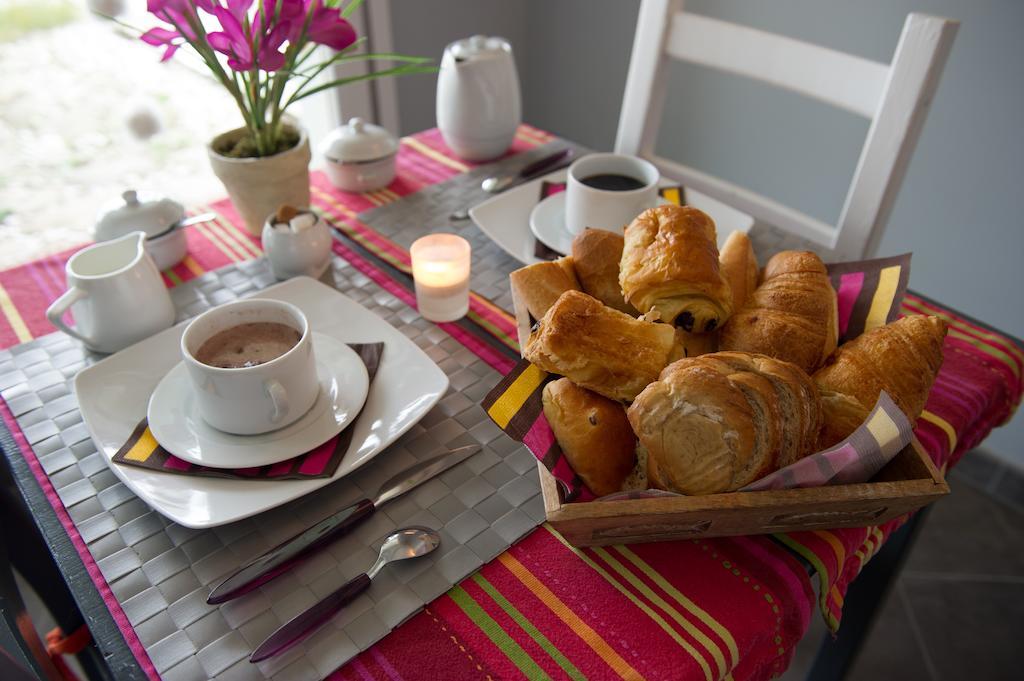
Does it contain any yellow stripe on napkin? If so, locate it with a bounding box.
[864,266,901,331]
[487,364,546,429]
[660,187,682,205]
[865,407,903,457]
[123,428,159,462]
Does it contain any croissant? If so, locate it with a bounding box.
[619,205,732,333]
[813,314,947,448]
[524,290,676,402]
[571,228,637,314]
[719,250,838,374]
[718,230,759,313]
[509,256,581,322]
[627,351,822,495]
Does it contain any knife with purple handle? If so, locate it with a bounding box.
[207,444,480,604]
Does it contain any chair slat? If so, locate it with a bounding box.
[834,14,958,259]
[667,12,889,118]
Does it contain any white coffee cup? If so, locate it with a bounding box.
[564,153,660,236]
[180,299,318,435]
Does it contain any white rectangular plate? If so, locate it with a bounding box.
[469,167,755,265]
[74,277,449,528]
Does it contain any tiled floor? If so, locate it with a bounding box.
[781,451,1024,681]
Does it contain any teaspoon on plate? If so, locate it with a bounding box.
[449,148,574,221]
[249,527,441,663]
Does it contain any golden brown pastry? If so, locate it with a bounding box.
[668,327,718,362]
[627,351,822,495]
[718,230,759,313]
[619,205,733,333]
[813,315,947,448]
[542,378,637,496]
[523,290,675,402]
[719,250,838,374]
[509,257,581,321]
[571,228,636,314]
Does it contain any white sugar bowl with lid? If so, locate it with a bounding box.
[94,190,190,271]
[321,118,399,193]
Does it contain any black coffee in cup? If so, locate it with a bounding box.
[579,173,647,191]
[195,322,301,369]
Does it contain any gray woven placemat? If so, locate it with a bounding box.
[0,254,543,681]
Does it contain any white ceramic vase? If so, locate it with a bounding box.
[208,124,312,235]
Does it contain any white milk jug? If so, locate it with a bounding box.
[436,35,521,162]
[46,231,176,353]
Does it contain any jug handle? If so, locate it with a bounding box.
[46,287,92,345]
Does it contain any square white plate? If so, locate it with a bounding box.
[74,277,449,528]
[469,167,755,265]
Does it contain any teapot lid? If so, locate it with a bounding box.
[95,190,185,242]
[321,117,399,164]
[447,35,512,61]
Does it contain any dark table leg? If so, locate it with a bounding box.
[0,422,140,681]
[805,509,929,680]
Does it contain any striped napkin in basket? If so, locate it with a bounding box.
[112,343,383,481]
[483,254,913,501]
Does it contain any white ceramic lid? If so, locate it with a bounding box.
[321,118,399,164]
[447,35,512,61]
[95,190,185,242]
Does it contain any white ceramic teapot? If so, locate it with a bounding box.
[46,231,176,353]
[436,35,521,161]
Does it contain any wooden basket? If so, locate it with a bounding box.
[539,437,947,547]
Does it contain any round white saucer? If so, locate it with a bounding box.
[147,333,370,469]
[529,192,670,255]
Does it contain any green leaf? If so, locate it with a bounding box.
[287,63,437,104]
[341,0,366,19]
[288,51,433,80]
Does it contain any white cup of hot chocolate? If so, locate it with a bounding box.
[180,299,318,435]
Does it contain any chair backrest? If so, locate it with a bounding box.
[614,0,958,260]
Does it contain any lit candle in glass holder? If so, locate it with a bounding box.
[410,234,471,322]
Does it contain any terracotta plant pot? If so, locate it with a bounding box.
[208,125,312,235]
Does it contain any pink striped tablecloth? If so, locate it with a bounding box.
[1,125,1021,680]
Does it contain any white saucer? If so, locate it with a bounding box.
[470,166,755,266]
[147,333,370,469]
[528,191,671,256]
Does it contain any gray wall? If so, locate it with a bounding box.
[389,0,1023,468]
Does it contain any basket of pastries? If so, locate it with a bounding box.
[485,205,949,546]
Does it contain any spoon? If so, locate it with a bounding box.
[146,212,217,240]
[450,148,574,221]
[481,148,573,193]
[249,527,441,663]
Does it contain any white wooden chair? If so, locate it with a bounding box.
[615,0,958,260]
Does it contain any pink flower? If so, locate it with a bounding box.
[305,0,356,51]
[140,26,185,62]
[141,0,358,71]
[206,5,256,70]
